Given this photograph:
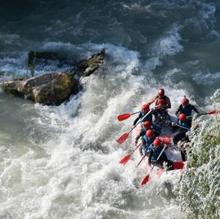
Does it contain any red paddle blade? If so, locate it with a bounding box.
[172,161,185,170]
[119,154,131,165]
[117,113,131,121]
[140,175,150,186]
[116,132,129,144]
[208,110,220,115]
[156,168,164,177]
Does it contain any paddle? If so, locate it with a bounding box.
[116,110,152,144]
[174,123,190,131]
[117,111,140,121]
[140,145,166,186]
[119,143,142,165]
[141,160,185,186]
[186,109,220,119]
[136,153,147,167]
[199,109,220,116]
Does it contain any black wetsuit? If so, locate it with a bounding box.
[133,111,152,126]
[175,104,199,128]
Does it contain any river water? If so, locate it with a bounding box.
[0,1,220,218]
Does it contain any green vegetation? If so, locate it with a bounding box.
[178,117,220,219]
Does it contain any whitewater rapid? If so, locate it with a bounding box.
[0,43,192,219]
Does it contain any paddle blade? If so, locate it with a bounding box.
[117,113,131,121]
[116,132,129,144]
[140,175,150,186]
[119,154,131,165]
[156,168,164,177]
[208,110,220,115]
[172,161,185,170]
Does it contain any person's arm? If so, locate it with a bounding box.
[148,149,153,166]
[192,105,199,114]
[135,129,145,144]
[148,95,158,105]
[175,105,181,116]
[133,113,142,126]
[166,97,171,109]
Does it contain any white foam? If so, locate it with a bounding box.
[0,43,196,219]
[152,26,183,57]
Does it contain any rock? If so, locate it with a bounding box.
[28,51,74,77]
[3,72,79,105]
[75,48,105,77]
[2,49,105,105]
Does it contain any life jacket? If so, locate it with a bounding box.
[143,136,154,148]
[155,96,170,108]
[178,120,190,129]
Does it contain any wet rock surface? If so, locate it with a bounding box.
[2,49,105,105]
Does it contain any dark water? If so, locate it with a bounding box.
[1,0,220,100]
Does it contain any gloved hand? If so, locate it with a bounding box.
[171,122,176,126]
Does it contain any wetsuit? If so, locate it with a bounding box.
[175,104,199,128]
[133,111,152,126]
[153,95,171,125]
[148,144,173,169]
[173,120,190,145]
[140,135,154,155]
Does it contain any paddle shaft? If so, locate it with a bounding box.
[143,145,167,180]
[128,109,153,134]
[136,154,147,167]
[175,123,190,131]
[133,142,142,154]
[131,111,140,116]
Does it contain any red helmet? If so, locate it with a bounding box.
[146,129,154,138]
[158,88,165,97]
[179,113,186,121]
[181,96,189,106]
[142,103,150,113]
[143,121,151,129]
[153,138,161,147]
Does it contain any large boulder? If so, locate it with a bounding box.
[2,49,105,105]
[3,72,79,105]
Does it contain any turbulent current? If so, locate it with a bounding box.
[0,0,220,219]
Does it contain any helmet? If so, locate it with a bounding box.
[181,96,189,106]
[146,129,154,138]
[179,113,186,121]
[143,121,151,129]
[153,138,161,147]
[158,88,165,97]
[142,103,150,113]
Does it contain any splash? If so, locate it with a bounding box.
[177,91,220,219]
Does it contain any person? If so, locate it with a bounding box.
[148,138,173,169]
[171,113,190,161]
[133,103,152,126]
[172,113,190,145]
[175,96,199,128]
[135,121,152,144]
[154,88,171,109]
[139,129,156,156]
[149,88,172,126]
